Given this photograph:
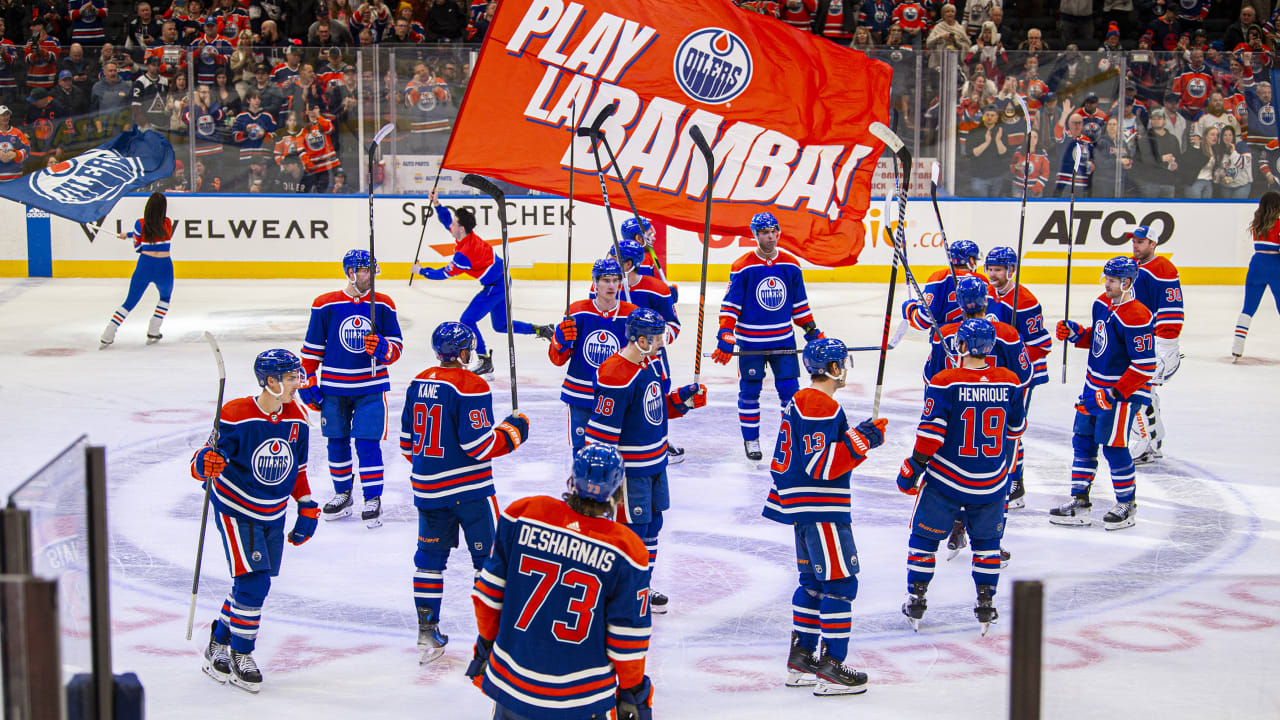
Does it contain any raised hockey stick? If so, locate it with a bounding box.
[576,101,630,303]
[367,122,395,331]
[462,173,518,411]
[566,98,578,314]
[929,161,961,290]
[408,165,445,287]
[1062,141,1083,384]
[1012,93,1033,313]
[591,121,670,285]
[186,331,226,641]
[688,124,714,385]
[872,190,902,422]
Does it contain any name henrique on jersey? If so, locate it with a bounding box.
[913,367,1026,502]
[549,300,637,408]
[399,366,517,508]
[904,268,989,330]
[301,290,403,396]
[1068,294,1157,406]
[1132,256,1184,339]
[585,354,691,478]
[988,284,1053,386]
[189,397,311,526]
[472,495,650,720]
[719,250,815,349]
[923,316,1034,437]
[761,389,875,525]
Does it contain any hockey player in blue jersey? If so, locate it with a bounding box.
[895,319,1026,635]
[298,249,404,528]
[762,338,887,695]
[1127,225,1184,463]
[399,321,529,665]
[713,212,823,461]
[468,444,654,720]
[191,349,320,693]
[550,257,638,452]
[901,239,988,331]
[1052,257,1157,530]
[586,308,707,615]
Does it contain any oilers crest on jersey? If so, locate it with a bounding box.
[755,277,787,311]
[1091,319,1108,357]
[642,381,664,425]
[250,439,294,486]
[583,330,621,368]
[339,315,372,353]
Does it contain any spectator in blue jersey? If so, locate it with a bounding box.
[713,212,823,462]
[763,337,886,695]
[99,192,175,349]
[191,349,319,693]
[896,318,1026,635]
[400,321,529,666]
[298,250,405,529]
[468,444,654,720]
[586,308,707,616]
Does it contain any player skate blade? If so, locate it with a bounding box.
[322,508,352,521]
[1103,517,1135,531]
[365,517,383,529]
[812,680,868,696]
[1007,496,1025,510]
[906,617,919,632]
[1048,515,1091,527]
[980,621,993,637]
[946,546,964,561]
[203,661,229,685]
[230,675,261,694]
[418,646,446,665]
[786,670,818,687]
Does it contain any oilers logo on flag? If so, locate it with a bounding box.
[29,149,143,206]
[673,28,752,105]
[339,315,371,353]
[755,277,786,311]
[642,381,664,425]
[1091,320,1108,357]
[584,330,620,368]
[251,439,294,486]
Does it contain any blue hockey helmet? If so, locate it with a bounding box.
[985,246,1018,269]
[620,217,652,242]
[956,275,990,315]
[610,239,646,268]
[625,307,666,344]
[254,348,302,388]
[802,337,849,375]
[592,257,623,282]
[749,211,780,235]
[431,321,475,363]
[342,249,379,277]
[1103,255,1139,281]
[948,240,981,266]
[956,318,997,357]
[570,444,625,503]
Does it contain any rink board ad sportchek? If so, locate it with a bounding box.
[0,196,1256,284]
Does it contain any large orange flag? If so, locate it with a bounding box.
[444,0,893,266]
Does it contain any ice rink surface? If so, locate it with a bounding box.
[2,274,1279,719]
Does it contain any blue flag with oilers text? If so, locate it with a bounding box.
[0,128,174,223]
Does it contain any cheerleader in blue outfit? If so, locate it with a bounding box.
[1235,192,1280,360]
[100,192,174,348]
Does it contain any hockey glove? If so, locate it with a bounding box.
[497,412,529,449]
[419,265,448,280]
[1077,388,1115,416]
[669,283,679,305]
[194,446,228,480]
[802,322,825,342]
[288,499,320,546]
[298,384,323,411]
[712,327,736,365]
[676,383,707,410]
[364,332,391,359]
[855,417,889,449]
[465,635,494,681]
[616,676,654,720]
[555,317,578,346]
[1056,320,1083,343]
[1153,336,1180,383]
[897,456,925,495]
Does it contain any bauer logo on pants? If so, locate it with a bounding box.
[755,277,786,311]
[251,439,294,486]
[339,315,371,353]
[584,330,621,368]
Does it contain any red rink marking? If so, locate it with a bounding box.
[130,409,209,424]
[25,348,83,357]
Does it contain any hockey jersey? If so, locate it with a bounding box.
[472,495,650,720]
[189,397,311,526]
[296,116,339,173]
[69,0,108,42]
[550,299,638,408]
[432,206,504,286]
[231,110,277,162]
[399,366,516,508]
[585,353,690,478]
[1133,256,1184,339]
[1069,294,1156,406]
[0,126,30,181]
[1255,217,1280,253]
[404,76,452,135]
[719,250,815,350]
[761,388,873,525]
[125,217,174,253]
[591,275,679,392]
[913,367,1026,503]
[903,268,989,331]
[988,284,1052,385]
[301,290,403,395]
[923,317,1034,415]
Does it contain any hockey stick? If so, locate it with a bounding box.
[462,173,518,412]
[872,190,902,422]
[576,101,631,303]
[1012,93,1033,313]
[929,161,961,290]
[566,98,578,314]
[367,122,395,331]
[1062,141,1083,384]
[408,164,445,287]
[688,124,714,385]
[590,121,670,285]
[703,322,908,357]
[186,331,226,641]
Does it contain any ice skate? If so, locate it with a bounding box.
[744,439,762,462]
[666,445,685,465]
[1232,314,1249,361]
[649,590,669,615]
[1007,478,1025,510]
[229,650,262,693]
[1133,448,1163,465]
[473,351,495,377]
[1102,501,1136,530]
[945,519,967,560]
[362,497,382,529]
[785,632,820,687]
[202,620,231,684]
[99,322,117,349]
[902,581,928,631]
[146,333,163,345]
[417,607,448,664]
[1049,494,1092,526]
[1000,548,1011,568]
[975,585,998,636]
[812,648,868,696]
[533,324,555,342]
[322,491,352,520]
